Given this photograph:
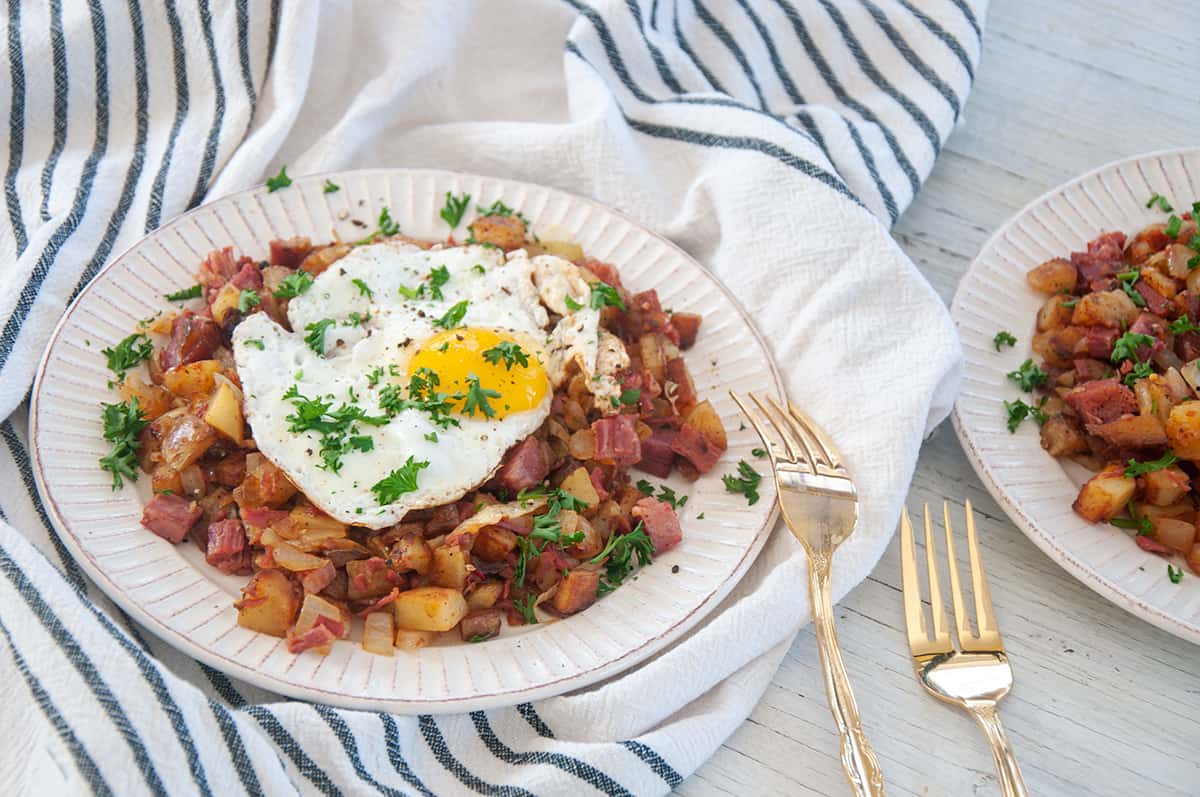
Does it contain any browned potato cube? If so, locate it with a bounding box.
[1139,266,1179,299]
[1036,295,1074,332]
[1152,517,1196,553]
[468,215,526,250]
[670,312,702,349]
[393,587,468,632]
[1040,415,1088,457]
[1142,466,1191,507]
[429,544,468,590]
[300,243,351,276]
[161,359,222,399]
[466,578,505,611]
[1032,326,1087,369]
[345,557,396,601]
[1070,290,1139,329]
[1091,415,1167,448]
[1073,464,1136,522]
[460,609,503,642]
[1167,401,1200,460]
[235,569,300,637]
[388,531,432,575]
[639,333,667,383]
[559,466,600,508]
[682,400,727,450]
[1026,257,1077,294]
[552,570,600,615]
[664,357,698,411]
[119,375,173,420]
[473,526,517,562]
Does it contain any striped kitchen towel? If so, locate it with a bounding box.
[0,1,980,794]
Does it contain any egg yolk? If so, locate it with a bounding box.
[407,328,547,420]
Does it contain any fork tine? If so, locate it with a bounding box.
[749,393,802,463]
[730,392,789,464]
[923,504,950,645]
[785,399,841,469]
[965,500,1002,649]
[899,507,931,651]
[942,502,973,647]
[765,395,823,469]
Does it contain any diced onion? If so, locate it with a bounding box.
[362,612,394,656]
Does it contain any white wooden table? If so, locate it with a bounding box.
[683,3,1200,795]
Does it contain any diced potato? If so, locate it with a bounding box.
[389,531,433,575]
[559,466,600,508]
[538,240,584,262]
[289,503,346,539]
[119,375,172,420]
[670,312,702,350]
[429,545,468,590]
[1040,415,1088,457]
[566,515,604,559]
[665,357,698,411]
[394,628,437,650]
[270,541,327,572]
[1167,243,1195,279]
[467,215,526,250]
[362,611,395,656]
[1070,290,1139,329]
[159,413,217,471]
[203,381,244,443]
[473,526,517,562]
[151,463,183,495]
[300,243,351,276]
[1187,543,1200,577]
[161,359,222,399]
[1139,266,1179,299]
[639,333,667,383]
[1036,295,1073,332]
[291,592,349,639]
[553,570,601,615]
[1166,401,1200,460]
[1142,466,1191,507]
[460,609,502,642]
[683,400,728,450]
[1133,500,1194,526]
[210,283,242,326]
[1091,415,1167,448]
[393,587,468,632]
[1026,257,1077,294]
[235,569,300,637]
[1072,464,1136,522]
[466,578,504,611]
[1152,517,1196,553]
[345,558,396,601]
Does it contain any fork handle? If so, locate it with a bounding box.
[809,553,886,796]
[967,702,1028,797]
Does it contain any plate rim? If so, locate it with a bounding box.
[28,166,784,711]
[951,146,1200,645]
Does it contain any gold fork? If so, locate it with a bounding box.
[731,392,885,797]
[900,501,1028,797]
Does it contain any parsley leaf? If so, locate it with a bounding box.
[589,282,625,310]
[1006,359,1048,392]
[304,319,336,355]
[424,431,438,443]
[1004,396,1048,433]
[462,374,500,418]
[993,331,1017,351]
[1146,193,1173,212]
[366,366,386,388]
[433,299,469,329]
[282,385,389,473]
[1124,360,1154,387]
[352,278,374,299]
[102,333,153,379]
[619,388,641,405]
[591,523,655,595]
[398,283,425,300]
[164,284,202,302]
[751,447,767,458]
[476,199,527,223]
[722,461,762,505]
[1166,215,1183,238]
[244,338,265,350]
[371,455,430,504]
[635,479,655,496]
[482,341,529,370]
[273,270,314,299]
[322,178,339,194]
[428,265,450,300]
[1124,452,1179,478]
[1168,564,1184,584]
[355,206,401,245]
[1111,332,1156,363]
[1116,270,1146,308]
[98,399,148,490]
[265,165,292,192]
[237,289,260,313]
[440,192,471,228]
[512,593,539,625]
[1170,314,1200,335]
[379,367,462,430]
[564,294,583,311]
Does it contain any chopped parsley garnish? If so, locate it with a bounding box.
[512,593,539,625]
[379,367,461,430]
[398,283,425,300]
[1146,193,1173,212]
[371,455,430,504]
[564,295,583,311]
[1124,360,1154,387]
[482,341,529,370]
[282,384,388,473]
[722,461,762,505]
[433,299,469,329]
[1006,359,1048,392]
[164,284,202,301]
[424,431,438,443]
[352,278,373,299]
[1060,298,1078,309]
[1111,332,1156,364]
[322,179,340,194]
[428,265,450,300]
[102,333,153,379]
[1124,452,1179,478]
[244,338,265,350]
[1168,564,1184,584]
[344,311,370,327]
[98,398,148,490]
[1004,396,1048,433]
[265,165,292,192]
[273,270,314,299]
[472,264,486,274]
[467,633,489,643]
[635,479,655,496]
[993,331,1017,351]
[589,282,625,310]
[1116,270,1146,308]
[355,206,401,245]
[631,480,687,509]
[304,318,336,354]
[237,289,260,313]
[591,523,655,595]
[527,490,588,550]
[751,447,766,458]
[619,389,641,405]
[348,435,374,453]
[1110,513,1153,535]
[366,366,386,388]
[1170,314,1200,335]
[462,374,500,418]
[440,192,471,228]
[1165,215,1183,238]
[476,198,528,223]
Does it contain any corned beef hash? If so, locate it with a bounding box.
[1003,193,1200,585]
[99,185,759,656]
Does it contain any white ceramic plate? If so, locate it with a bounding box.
[29,168,782,712]
[952,148,1200,644]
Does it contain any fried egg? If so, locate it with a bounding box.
[233,242,561,527]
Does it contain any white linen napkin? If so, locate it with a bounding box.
[0,1,980,793]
